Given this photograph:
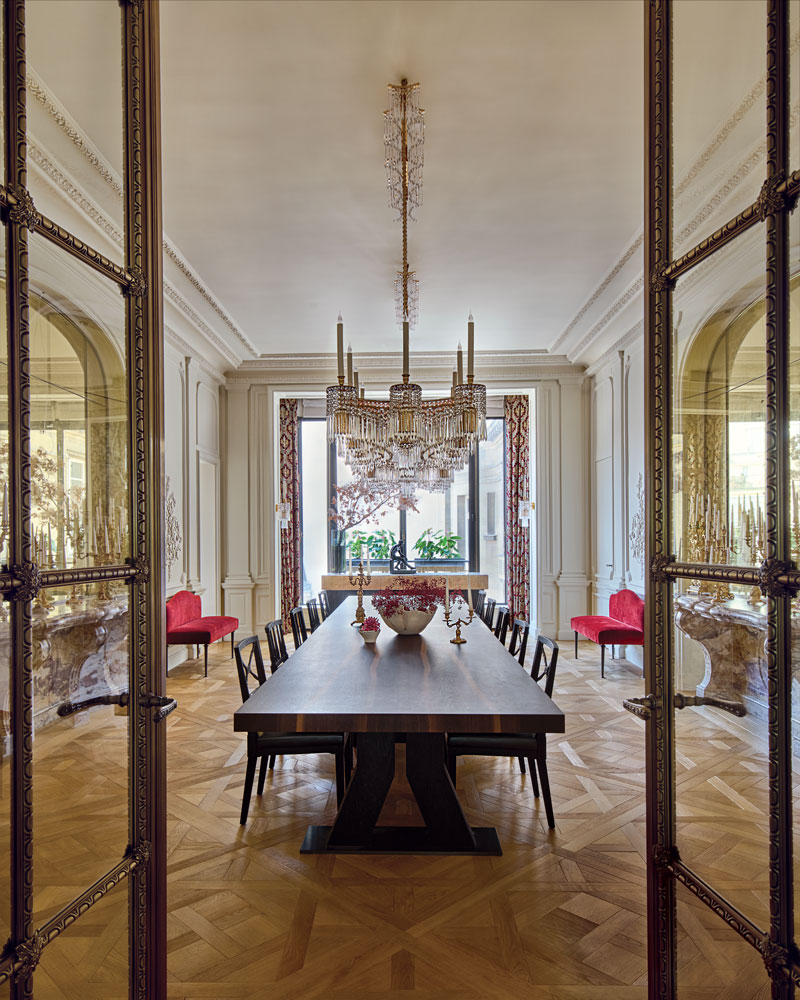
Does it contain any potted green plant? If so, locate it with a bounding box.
[412,529,467,570]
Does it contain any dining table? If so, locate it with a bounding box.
[233,596,565,855]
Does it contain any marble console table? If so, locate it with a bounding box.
[674,593,800,721]
[0,596,129,742]
[321,574,490,612]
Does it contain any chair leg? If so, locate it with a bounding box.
[257,755,268,795]
[611,644,616,660]
[574,631,578,658]
[240,754,257,825]
[204,644,208,677]
[518,756,526,774]
[231,632,235,658]
[268,755,276,769]
[536,756,555,829]
[334,749,345,807]
[344,735,353,785]
[527,756,540,797]
[601,644,605,679]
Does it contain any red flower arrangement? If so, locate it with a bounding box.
[371,578,449,618]
[360,616,381,632]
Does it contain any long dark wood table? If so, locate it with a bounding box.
[234,596,565,855]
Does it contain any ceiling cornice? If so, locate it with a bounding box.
[226,350,584,386]
[26,67,258,360]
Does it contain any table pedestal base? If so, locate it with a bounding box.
[300,732,503,856]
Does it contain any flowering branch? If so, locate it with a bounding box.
[330,480,419,531]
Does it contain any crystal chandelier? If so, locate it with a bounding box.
[326,79,487,495]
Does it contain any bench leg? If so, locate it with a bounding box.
[574,631,578,659]
[204,645,208,677]
[601,644,605,679]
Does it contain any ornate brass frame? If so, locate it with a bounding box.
[0,2,165,998]
[645,1,800,995]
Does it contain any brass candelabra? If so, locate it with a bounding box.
[686,492,732,602]
[349,560,372,625]
[443,607,475,644]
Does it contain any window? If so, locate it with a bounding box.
[298,412,507,602]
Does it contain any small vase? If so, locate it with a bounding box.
[380,609,436,635]
[360,629,379,644]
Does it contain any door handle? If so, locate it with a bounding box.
[623,695,656,720]
[673,693,746,717]
[57,691,177,722]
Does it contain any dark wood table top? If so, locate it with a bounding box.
[234,597,565,735]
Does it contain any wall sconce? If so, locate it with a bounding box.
[518,499,533,527]
[276,502,291,529]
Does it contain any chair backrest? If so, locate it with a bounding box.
[318,592,329,620]
[234,635,267,703]
[289,606,308,649]
[307,598,321,633]
[494,606,510,645]
[475,590,486,617]
[609,588,645,630]
[508,619,530,667]
[166,589,201,630]
[530,635,559,698]
[483,597,496,628]
[264,620,289,673]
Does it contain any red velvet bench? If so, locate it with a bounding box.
[571,588,644,678]
[166,590,239,677]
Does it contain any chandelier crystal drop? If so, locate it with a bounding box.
[326,80,487,495]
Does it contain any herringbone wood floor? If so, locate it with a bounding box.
[13,637,775,998]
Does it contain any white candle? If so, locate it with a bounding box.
[467,313,474,381]
[337,314,344,379]
[2,482,7,525]
[365,544,370,573]
[347,343,353,385]
[457,342,464,385]
[445,580,450,614]
[348,544,352,577]
[467,574,473,611]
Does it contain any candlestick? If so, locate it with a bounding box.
[467,313,474,382]
[467,574,473,611]
[337,314,344,380]
[348,559,372,625]
[445,579,450,614]
[444,606,475,644]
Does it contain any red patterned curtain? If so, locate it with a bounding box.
[504,395,530,622]
[279,398,301,631]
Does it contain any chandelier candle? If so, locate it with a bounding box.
[468,314,474,381]
[337,314,344,381]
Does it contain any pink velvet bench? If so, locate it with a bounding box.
[571,588,644,678]
[166,590,239,677]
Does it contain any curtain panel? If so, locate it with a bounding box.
[504,395,530,622]
[279,398,301,631]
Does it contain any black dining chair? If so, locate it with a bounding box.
[264,619,289,672]
[307,598,321,633]
[447,635,560,828]
[318,591,330,621]
[474,590,486,619]
[508,619,530,667]
[483,597,496,629]
[234,636,351,824]
[494,606,510,646]
[289,607,308,650]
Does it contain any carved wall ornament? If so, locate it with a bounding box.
[12,561,42,602]
[164,477,181,576]
[124,267,147,299]
[629,473,645,573]
[14,930,45,979]
[756,173,787,221]
[7,185,39,230]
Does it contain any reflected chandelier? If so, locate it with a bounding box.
[326,79,487,495]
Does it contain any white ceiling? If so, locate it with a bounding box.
[27,0,646,360]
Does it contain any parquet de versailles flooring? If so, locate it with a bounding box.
[3,640,784,999]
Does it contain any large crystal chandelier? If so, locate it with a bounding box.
[326,79,487,495]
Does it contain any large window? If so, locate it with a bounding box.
[299,413,507,602]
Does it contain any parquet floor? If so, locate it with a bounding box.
[7,636,776,998]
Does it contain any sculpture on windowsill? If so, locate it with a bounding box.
[389,539,416,575]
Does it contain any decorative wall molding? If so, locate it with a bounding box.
[27,67,257,360]
[227,350,585,387]
[569,276,644,361]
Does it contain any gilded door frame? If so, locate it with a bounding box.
[643,0,800,996]
[0,1,166,997]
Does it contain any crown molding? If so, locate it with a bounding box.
[226,350,585,387]
[26,67,258,360]
[555,32,799,365]
[585,320,644,378]
[164,324,226,384]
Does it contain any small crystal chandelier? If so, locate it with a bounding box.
[326,79,487,495]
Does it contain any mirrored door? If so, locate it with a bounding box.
[642,0,800,996]
[0,2,166,998]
